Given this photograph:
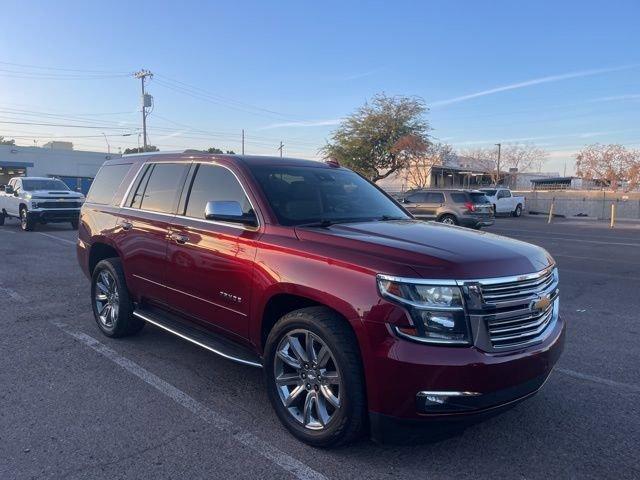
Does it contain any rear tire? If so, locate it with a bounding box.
[91,258,144,338]
[264,307,366,448]
[438,214,458,225]
[20,207,34,231]
[513,204,523,217]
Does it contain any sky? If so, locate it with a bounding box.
[1,0,639,174]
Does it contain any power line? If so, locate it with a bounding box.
[0,60,129,75]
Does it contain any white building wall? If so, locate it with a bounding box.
[0,144,118,178]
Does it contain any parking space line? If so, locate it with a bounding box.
[489,230,640,247]
[0,286,26,302]
[37,232,76,246]
[557,368,640,393]
[50,320,327,480]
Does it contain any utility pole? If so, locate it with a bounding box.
[495,143,501,186]
[563,161,567,177]
[133,69,153,151]
[102,132,110,154]
[278,141,284,158]
[241,129,245,155]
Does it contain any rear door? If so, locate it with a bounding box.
[115,161,190,306]
[496,189,512,213]
[163,162,260,339]
[423,191,445,218]
[404,192,430,218]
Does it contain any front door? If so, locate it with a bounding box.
[164,163,260,339]
[115,161,190,306]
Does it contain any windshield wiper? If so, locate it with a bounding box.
[377,215,407,221]
[296,219,336,228]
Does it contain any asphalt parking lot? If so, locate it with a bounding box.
[1,215,639,479]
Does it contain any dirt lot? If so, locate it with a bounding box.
[1,215,638,479]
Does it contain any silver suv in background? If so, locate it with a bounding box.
[401,189,494,229]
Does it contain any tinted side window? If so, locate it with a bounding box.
[184,164,254,220]
[135,163,189,214]
[426,192,445,203]
[86,164,132,205]
[450,193,468,203]
[406,192,428,203]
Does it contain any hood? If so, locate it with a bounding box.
[294,220,553,280]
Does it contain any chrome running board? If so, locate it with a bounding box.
[133,309,262,368]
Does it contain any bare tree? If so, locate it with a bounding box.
[576,143,640,191]
[461,143,548,184]
[460,147,499,183]
[405,143,456,189]
[501,144,548,173]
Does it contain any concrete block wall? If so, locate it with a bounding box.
[515,190,640,220]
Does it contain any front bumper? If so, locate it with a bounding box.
[362,313,565,421]
[29,209,80,223]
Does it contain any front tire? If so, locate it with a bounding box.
[264,307,366,448]
[91,258,144,338]
[20,207,34,231]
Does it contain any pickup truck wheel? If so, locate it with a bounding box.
[439,214,457,225]
[513,204,523,217]
[91,258,144,338]
[20,207,35,231]
[264,307,366,448]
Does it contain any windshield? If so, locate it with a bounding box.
[21,179,70,191]
[480,189,497,196]
[470,192,491,204]
[248,165,410,226]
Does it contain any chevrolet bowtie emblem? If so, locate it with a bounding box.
[531,295,551,313]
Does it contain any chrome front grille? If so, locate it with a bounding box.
[463,266,560,351]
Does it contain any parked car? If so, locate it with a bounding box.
[77,153,564,447]
[480,187,525,217]
[0,177,85,231]
[401,188,494,229]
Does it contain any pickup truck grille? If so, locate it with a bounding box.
[36,201,82,209]
[468,266,559,351]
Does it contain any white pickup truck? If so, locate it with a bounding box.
[479,188,525,217]
[0,177,85,231]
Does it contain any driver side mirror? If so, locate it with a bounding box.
[401,198,411,204]
[205,200,257,226]
[4,185,14,195]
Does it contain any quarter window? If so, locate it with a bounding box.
[129,163,189,214]
[184,164,255,221]
[86,163,132,205]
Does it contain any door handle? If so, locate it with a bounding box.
[170,232,189,244]
[119,220,133,231]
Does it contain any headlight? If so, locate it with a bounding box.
[377,275,470,345]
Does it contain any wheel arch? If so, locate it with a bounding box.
[88,241,121,275]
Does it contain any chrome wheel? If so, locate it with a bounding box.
[441,216,456,225]
[274,329,341,430]
[20,209,28,229]
[94,270,119,328]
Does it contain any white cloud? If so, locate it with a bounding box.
[431,65,639,107]
[258,119,342,130]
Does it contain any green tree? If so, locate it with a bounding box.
[321,94,430,182]
[207,147,236,154]
[0,136,16,146]
[123,145,159,154]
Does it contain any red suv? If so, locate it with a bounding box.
[77,153,564,447]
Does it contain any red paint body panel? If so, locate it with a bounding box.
[78,153,565,423]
